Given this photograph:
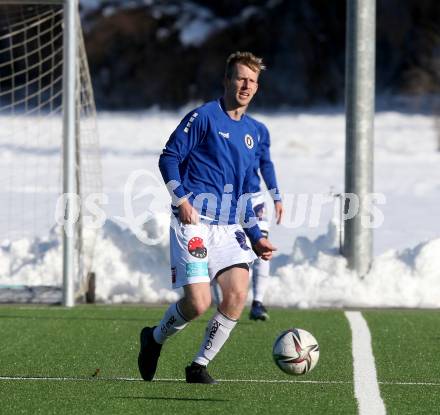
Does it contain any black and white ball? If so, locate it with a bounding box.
[272,328,320,375]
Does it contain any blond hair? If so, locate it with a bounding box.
[224,51,266,79]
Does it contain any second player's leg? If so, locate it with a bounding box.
[252,256,270,302]
[250,255,270,321]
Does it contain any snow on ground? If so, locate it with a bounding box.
[1,108,439,307]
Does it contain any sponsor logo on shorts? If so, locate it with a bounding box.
[253,202,265,220]
[188,236,207,258]
[244,134,254,149]
[186,262,209,278]
[235,231,250,251]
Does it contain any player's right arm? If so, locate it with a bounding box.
[158,110,207,223]
[178,199,199,224]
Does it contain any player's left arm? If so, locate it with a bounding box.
[258,125,283,224]
[242,164,277,260]
[254,237,277,261]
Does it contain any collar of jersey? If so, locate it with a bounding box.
[217,98,247,123]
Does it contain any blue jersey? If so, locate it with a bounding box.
[159,99,263,244]
[248,116,281,200]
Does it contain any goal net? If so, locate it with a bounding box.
[0,2,102,302]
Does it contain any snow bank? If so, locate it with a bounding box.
[1,219,438,308]
[265,221,440,308]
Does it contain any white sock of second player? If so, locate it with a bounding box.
[252,257,270,303]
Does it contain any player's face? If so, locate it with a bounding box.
[225,63,259,108]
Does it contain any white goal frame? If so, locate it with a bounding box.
[2,0,83,307]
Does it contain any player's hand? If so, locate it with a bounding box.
[178,199,199,224]
[254,238,277,261]
[274,201,283,225]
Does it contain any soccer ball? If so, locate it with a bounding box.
[272,328,320,375]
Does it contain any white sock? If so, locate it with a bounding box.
[212,281,222,305]
[252,258,270,303]
[193,309,237,366]
[152,302,189,344]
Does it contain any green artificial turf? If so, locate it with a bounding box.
[1,306,438,415]
[0,306,356,414]
[364,310,440,415]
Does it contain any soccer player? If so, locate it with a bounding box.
[138,51,276,384]
[248,117,283,321]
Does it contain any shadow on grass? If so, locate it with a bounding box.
[0,314,147,322]
[0,313,258,325]
[114,396,228,402]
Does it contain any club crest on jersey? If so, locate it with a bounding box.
[244,134,254,149]
[188,236,207,258]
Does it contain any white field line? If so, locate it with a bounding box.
[0,375,345,384]
[345,311,387,415]
[0,375,439,386]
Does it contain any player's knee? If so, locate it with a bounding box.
[181,295,211,319]
[223,289,247,308]
[192,301,211,317]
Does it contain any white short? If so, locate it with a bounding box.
[169,219,257,289]
[251,192,269,235]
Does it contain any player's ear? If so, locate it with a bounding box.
[254,72,260,91]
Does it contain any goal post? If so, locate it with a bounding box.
[0,0,102,305]
[62,0,78,307]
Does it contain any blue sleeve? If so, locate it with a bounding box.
[242,164,263,245]
[258,124,281,202]
[158,111,206,204]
